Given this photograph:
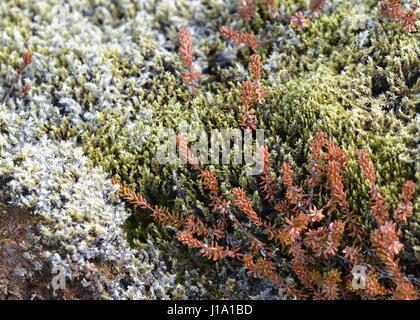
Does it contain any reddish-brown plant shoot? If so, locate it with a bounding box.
[179,28,201,91]
[237,0,255,21]
[309,0,327,17]
[291,11,309,31]
[219,26,258,50]
[2,50,33,103]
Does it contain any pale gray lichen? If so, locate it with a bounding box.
[0,104,180,299]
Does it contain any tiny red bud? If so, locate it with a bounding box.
[21,84,31,94]
[23,51,33,66]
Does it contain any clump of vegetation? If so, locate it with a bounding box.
[1,0,418,299]
[112,0,419,299]
[116,130,418,299]
[379,0,418,33]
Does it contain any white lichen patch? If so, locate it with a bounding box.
[0,104,179,299]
